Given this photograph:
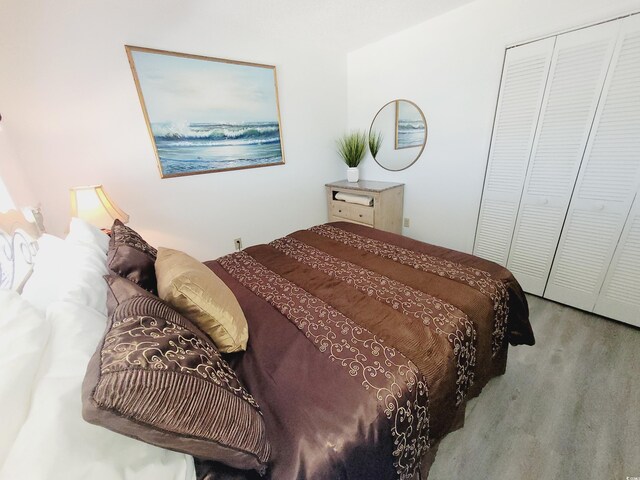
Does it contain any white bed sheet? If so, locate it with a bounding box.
[0,291,50,468]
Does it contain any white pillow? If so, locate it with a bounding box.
[57,239,109,315]
[67,217,110,254]
[0,301,195,480]
[22,228,109,315]
[0,290,50,469]
[20,234,67,312]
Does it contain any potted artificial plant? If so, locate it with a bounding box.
[337,131,367,182]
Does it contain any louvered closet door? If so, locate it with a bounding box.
[506,21,621,295]
[594,194,640,327]
[473,38,554,265]
[545,15,640,311]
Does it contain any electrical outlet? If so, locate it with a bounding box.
[234,238,242,251]
[403,218,410,228]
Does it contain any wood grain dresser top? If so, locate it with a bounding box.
[325,179,404,193]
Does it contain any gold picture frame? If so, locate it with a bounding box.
[125,45,286,178]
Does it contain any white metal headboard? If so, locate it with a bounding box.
[0,209,43,291]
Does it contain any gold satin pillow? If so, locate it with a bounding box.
[155,247,248,353]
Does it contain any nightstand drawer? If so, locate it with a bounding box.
[326,180,404,234]
[331,201,374,225]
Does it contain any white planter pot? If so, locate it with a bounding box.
[347,167,359,183]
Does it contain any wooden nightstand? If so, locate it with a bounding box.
[325,180,404,234]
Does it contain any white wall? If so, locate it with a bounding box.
[348,0,640,253]
[0,0,346,259]
[0,126,36,211]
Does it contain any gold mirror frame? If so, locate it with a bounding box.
[369,99,427,172]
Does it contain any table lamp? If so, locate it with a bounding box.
[69,185,129,233]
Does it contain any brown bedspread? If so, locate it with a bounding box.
[198,222,534,480]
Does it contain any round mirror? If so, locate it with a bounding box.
[369,99,427,171]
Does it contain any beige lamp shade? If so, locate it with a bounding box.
[69,185,129,229]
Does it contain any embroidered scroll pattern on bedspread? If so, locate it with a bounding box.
[270,236,476,405]
[309,225,509,356]
[217,251,430,480]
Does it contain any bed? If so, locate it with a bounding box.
[0,211,533,480]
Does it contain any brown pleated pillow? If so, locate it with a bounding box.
[104,274,156,318]
[82,295,271,473]
[107,220,158,294]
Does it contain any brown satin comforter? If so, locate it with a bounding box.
[198,222,534,480]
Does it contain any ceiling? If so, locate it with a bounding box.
[0,0,478,56]
[186,0,478,52]
[297,0,475,50]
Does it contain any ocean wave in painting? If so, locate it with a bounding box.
[397,120,426,149]
[152,121,283,175]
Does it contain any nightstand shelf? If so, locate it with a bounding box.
[325,180,404,234]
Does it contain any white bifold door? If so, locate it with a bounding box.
[474,13,640,326]
[473,38,555,266]
[594,195,640,327]
[545,15,640,314]
[506,20,620,295]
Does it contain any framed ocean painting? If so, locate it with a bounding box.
[125,46,285,178]
[394,100,427,150]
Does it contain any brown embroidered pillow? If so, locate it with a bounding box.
[107,220,158,294]
[82,295,271,473]
[104,274,155,318]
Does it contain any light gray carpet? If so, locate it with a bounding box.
[428,295,640,480]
